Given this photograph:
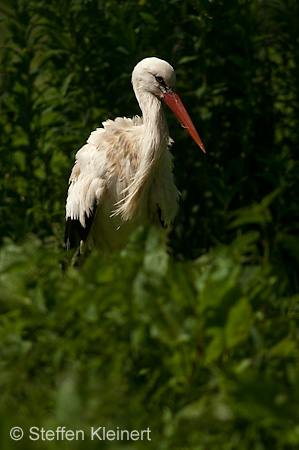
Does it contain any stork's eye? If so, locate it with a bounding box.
[155,75,164,84]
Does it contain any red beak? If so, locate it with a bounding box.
[162,91,206,153]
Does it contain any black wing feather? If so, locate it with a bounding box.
[65,206,97,250]
[157,206,167,229]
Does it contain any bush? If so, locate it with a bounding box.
[0,229,299,449]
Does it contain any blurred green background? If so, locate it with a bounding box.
[0,0,299,449]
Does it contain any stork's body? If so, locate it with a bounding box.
[65,57,205,252]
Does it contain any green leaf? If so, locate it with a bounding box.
[225,297,252,349]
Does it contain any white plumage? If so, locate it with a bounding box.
[65,57,205,253]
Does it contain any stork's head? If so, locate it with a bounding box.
[132,57,206,153]
[132,57,176,98]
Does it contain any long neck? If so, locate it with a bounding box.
[137,90,169,162]
[113,90,170,221]
[134,90,170,200]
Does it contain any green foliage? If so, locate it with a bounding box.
[0,230,299,449]
[0,0,298,448]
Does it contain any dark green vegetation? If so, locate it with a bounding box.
[0,0,298,449]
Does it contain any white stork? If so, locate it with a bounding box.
[65,57,205,253]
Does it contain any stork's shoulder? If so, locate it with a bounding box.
[103,115,143,131]
[87,115,143,148]
[70,115,143,179]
